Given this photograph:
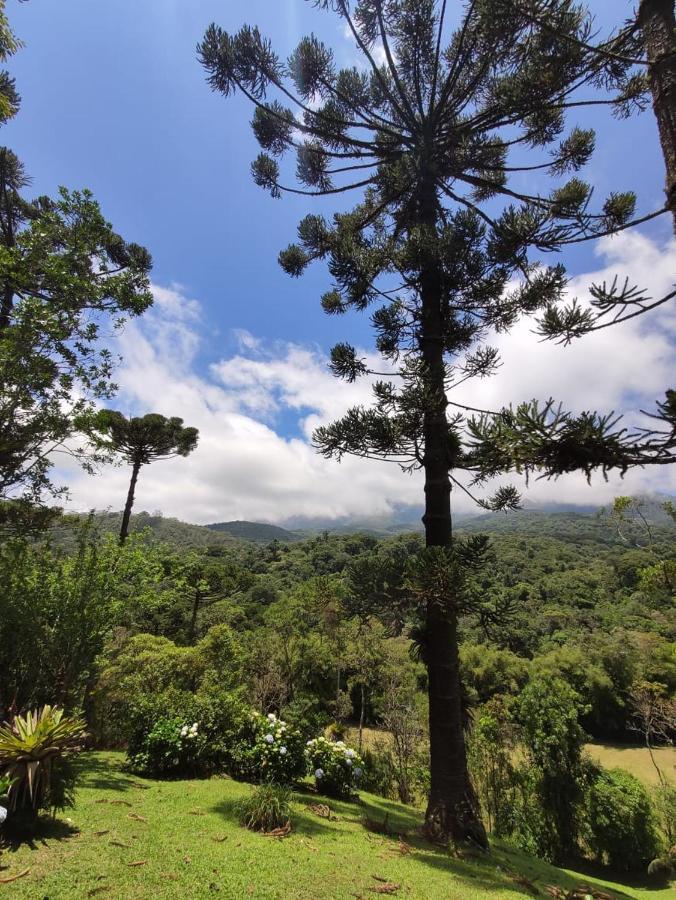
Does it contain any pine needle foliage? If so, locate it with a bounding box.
[199,0,674,843]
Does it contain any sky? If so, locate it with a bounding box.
[4,0,675,525]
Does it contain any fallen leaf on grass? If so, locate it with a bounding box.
[305,803,332,819]
[128,813,147,822]
[544,887,619,900]
[511,874,540,896]
[0,869,30,884]
[109,799,132,807]
[128,860,148,867]
[87,887,110,897]
[370,883,400,895]
[183,855,192,864]
[263,821,292,839]
[189,809,206,816]
[95,798,109,804]
[161,873,178,881]
[211,835,228,843]
[129,782,150,790]
[110,841,131,849]
[92,829,109,836]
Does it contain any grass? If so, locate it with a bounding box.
[585,743,676,787]
[0,753,673,899]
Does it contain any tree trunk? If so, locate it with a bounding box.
[189,587,202,644]
[418,178,488,847]
[119,459,141,545]
[639,0,676,230]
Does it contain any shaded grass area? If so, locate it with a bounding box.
[0,752,672,899]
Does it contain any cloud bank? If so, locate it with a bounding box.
[56,232,676,525]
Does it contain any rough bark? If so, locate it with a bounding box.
[639,0,676,230]
[119,458,141,545]
[418,178,488,847]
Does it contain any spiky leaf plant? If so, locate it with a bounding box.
[0,705,87,815]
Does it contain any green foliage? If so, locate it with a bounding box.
[460,644,529,707]
[237,784,292,833]
[305,736,364,798]
[95,625,246,750]
[583,768,661,871]
[0,524,165,713]
[87,410,199,465]
[0,706,86,815]
[127,716,206,778]
[467,700,518,837]
[514,678,589,862]
[235,712,305,785]
[0,167,153,503]
[125,689,250,779]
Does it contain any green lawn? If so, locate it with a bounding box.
[585,743,676,787]
[0,752,673,899]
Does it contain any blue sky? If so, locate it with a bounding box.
[5,1,675,523]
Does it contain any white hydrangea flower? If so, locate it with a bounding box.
[345,749,355,758]
[180,726,188,737]
[280,746,287,755]
[0,806,7,825]
[354,767,363,778]
[267,713,276,722]
[265,733,274,744]
[345,759,352,766]
[314,768,324,779]
[191,723,198,731]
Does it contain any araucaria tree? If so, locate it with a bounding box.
[88,411,198,544]
[200,0,673,842]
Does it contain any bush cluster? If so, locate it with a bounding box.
[233,712,306,784]
[127,717,205,777]
[305,736,364,798]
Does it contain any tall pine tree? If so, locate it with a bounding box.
[200,0,673,842]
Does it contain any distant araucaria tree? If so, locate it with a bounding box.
[199,0,674,843]
[88,411,198,545]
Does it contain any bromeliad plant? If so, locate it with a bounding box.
[305,737,364,799]
[0,705,86,815]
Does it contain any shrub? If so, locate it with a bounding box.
[305,736,364,798]
[0,774,12,828]
[127,716,205,777]
[233,712,305,784]
[0,706,86,817]
[361,747,398,800]
[584,768,661,871]
[126,689,250,777]
[467,700,518,837]
[237,784,292,833]
[515,677,589,862]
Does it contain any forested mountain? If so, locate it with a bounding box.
[206,520,303,543]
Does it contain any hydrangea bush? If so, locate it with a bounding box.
[235,712,305,785]
[305,737,364,798]
[0,774,12,827]
[127,716,205,777]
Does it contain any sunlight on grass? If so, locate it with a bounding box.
[0,752,672,899]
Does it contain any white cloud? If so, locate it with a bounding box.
[55,234,676,525]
